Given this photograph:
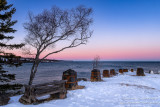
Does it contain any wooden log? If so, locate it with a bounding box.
[103,70,110,77]
[19,80,67,105]
[137,68,145,76]
[34,80,66,87]
[62,69,79,90]
[123,69,128,72]
[90,69,102,82]
[35,89,64,97]
[119,69,123,74]
[131,69,134,72]
[110,69,116,76]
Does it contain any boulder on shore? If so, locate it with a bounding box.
[149,70,154,74]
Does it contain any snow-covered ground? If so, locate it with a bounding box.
[3,71,160,107]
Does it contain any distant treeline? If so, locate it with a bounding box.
[0,56,60,64]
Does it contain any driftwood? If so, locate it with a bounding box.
[19,80,67,105]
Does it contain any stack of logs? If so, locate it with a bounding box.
[131,69,134,72]
[137,68,145,76]
[110,69,116,76]
[103,69,116,78]
[119,69,134,74]
[62,69,85,90]
[103,70,110,77]
[90,69,102,82]
[119,69,123,74]
[123,69,128,72]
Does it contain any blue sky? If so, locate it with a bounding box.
[8,0,160,61]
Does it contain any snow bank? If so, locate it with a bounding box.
[3,72,160,107]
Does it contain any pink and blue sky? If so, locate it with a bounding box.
[8,0,160,61]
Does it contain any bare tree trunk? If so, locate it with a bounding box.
[28,60,40,85]
[24,6,93,85]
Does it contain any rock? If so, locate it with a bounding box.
[77,78,88,81]
[90,69,102,82]
[0,93,10,106]
[103,70,110,77]
[149,70,154,74]
[137,68,145,76]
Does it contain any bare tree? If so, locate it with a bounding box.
[93,55,100,69]
[23,6,93,85]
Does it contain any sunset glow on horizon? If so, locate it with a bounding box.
[8,0,160,61]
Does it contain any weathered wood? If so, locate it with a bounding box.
[103,70,110,77]
[123,69,128,72]
[19,80,67,105]
[119,69,123,74]
[90,69,102,82]
[110,69,116,76]
[34,80,66,87]
[62,69,78,90]
[131,69,134,72]
[137,68,145,76]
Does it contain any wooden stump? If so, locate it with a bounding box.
[110,69,116,76]
[90,69,102,82]
[119,69,123,74]
[131,69,134,72]
[62,69,84,90]
[137,68,145,76]
[19,86,37,105]
[103,70,110,77]
[123,69,128,72]
[62,69,78,90]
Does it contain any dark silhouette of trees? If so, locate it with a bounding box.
[24,6,93,85]
[0,0,24,94]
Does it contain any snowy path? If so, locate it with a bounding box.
[3,72,160,107]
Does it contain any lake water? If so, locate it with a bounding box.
[3,61,160,85]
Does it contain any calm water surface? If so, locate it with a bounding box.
[3,61,160,84]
